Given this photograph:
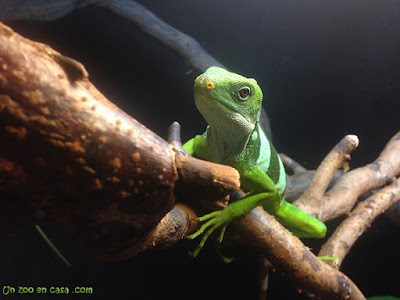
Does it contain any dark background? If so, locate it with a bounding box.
[1,1,399,299]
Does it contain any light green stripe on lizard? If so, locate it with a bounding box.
[184,67,326,257]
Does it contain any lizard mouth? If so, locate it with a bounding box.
[213,97,239,115]
[195,89,237,112]
[194,90,252,125]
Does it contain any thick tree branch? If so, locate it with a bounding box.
[231,207,365,300]
[167,117,367,299]
[0,0,224,72]
[0,0,273,137]
[1,4,399,296]
[0,21,240,261]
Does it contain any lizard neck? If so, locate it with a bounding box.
[204,120,255,164]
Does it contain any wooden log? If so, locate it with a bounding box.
[0,21,239,260]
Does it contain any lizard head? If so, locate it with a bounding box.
[194,66,263,133]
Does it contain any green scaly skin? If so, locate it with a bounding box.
[183,67,327,257]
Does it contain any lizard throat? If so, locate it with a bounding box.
[194,91,256,162]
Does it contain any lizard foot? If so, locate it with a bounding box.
[187,210,231,258]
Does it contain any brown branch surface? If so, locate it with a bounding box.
[166,121,366,299]
[293,135,359,218]
[319,177,400,267]
[289,132,400,268]
[0,21,239,260]
[281,155,344,203]
[0,0,224,73]
[320,131,400,222]
[1,8,398,297]
[0,0,274,137]
[231,207,365,300]
[292,132,400,223]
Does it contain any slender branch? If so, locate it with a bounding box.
[281,153,343,203]
[320,131,400,222]
[293,135,359,218]
[94,0,224,72]
[319,177,400,268]
[280,153,308,174]
[167,117,366,299]
[1,4,399,297]
[291,132,400,223]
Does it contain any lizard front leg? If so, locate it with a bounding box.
[188,164,281,257]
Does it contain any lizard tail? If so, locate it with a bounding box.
[271,201,327,238]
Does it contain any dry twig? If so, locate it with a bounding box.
[289,131,400,268]
[320,132,400,222]
[319,177,400,268]
[293,135,359,218]
[167,119,367,299]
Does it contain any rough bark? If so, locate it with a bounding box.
[231,207,366,300]
[0,0,273,137]
[2,9,400,297]
[0,21,239,260]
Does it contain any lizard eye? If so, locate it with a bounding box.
[238,87,251,101]
[206,81,215,89]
